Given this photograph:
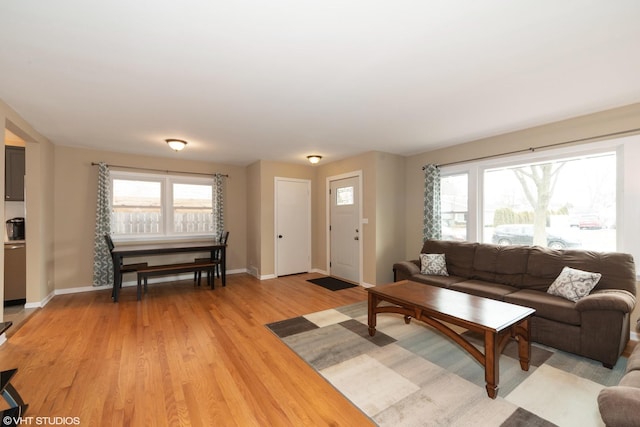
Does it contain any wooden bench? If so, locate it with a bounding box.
[136,262,217,300]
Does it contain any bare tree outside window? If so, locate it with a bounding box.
[512,162,565,246]
[483,152,615,251]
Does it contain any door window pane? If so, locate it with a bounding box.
[483,153,616,251]
[441,174,468,241]
[336,186,354,206]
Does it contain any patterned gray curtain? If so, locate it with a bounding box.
[423,164,442,241]
[92,162,113,286]
[214,173,225,237]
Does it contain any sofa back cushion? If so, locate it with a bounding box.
[523,247,636,294]
[421,240,477,278]
[472,244,529,287]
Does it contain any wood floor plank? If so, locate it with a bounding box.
[0,273,374,426]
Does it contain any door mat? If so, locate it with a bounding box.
[307,277,357,291]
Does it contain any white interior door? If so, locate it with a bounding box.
[275,178,311,276]
[330,176,360,283]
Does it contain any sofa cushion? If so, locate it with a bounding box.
[546,266,601,302]
[421,240,477,277]
[449,279,518,301]
[523,247,637,295]
[472,244,529,287]
[598,386,640,427]
[619,370,640,388]
[627,344,640,373]
[504,289,581,325]
[419,253,449,276]
[409,274,466,288]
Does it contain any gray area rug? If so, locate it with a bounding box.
[266,301,628,427]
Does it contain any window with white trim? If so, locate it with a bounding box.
[440,173,468,241]
[110,171,220,239]
[437,141,622,252]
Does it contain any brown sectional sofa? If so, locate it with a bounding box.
[393,240,637,367]
[598,342,640,427]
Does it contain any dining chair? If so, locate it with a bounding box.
[104,234,148,289]
[194,231,229,286]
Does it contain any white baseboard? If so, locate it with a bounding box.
[22,269,250,303]
[24,290,55,309]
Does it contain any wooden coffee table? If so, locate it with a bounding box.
[367,280,535,399]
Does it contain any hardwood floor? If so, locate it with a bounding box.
[0,273,374,426]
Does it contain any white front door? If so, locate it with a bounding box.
[275,178,311,276]
[330,176,360,283]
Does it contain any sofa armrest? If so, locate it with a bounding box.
[575,290,636,313]
[598,386,640,427]
[393,260,420,281]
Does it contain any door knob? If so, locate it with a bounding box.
[354,236,359,240]
[278,235,283,238]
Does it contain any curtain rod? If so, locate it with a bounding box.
[422,127,640,169]
[91,162,229,178]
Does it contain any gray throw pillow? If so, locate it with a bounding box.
[420,253,449,276]
[547,266,601,302]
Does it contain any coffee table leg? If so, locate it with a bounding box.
[484,331,499,399]
[368,293,377,336]
[516,318,531,371]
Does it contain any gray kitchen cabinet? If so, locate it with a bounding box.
[5,146,25,201]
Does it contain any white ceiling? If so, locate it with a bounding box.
[1,1,639,165]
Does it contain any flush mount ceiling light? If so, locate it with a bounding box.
[165,139,187,151]
[307,155,322,164]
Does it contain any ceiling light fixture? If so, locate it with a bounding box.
[166,139,187,151]
[307,155,322,164]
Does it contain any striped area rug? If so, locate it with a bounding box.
[267,301,627,427]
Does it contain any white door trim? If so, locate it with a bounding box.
[326,170,363,284]
[274,177,312,277]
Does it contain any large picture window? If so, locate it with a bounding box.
[111,171,221,239]
[483,152,615,251]
[437,143,620,252]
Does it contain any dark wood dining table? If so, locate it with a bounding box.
[110,241,226,302]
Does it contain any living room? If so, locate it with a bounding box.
[1,2,640,425]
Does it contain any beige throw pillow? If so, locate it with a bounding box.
[547,266,601,302]
[420,253,449,276]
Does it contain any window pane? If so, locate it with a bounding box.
[113,179,161,207]
[112,179,162,234]
[336,186,354,206]
[440,174,468,241]
[173,183,214,233]
[483,153,615,251]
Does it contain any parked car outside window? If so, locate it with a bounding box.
[491,224,581,249]
[577,214,604,230]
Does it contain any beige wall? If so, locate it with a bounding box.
[404,102,640,259]
[246,160,316,278]
[53,145,247,289]
[246,161,261,277]
[1,99,55,313]
[313,151,405,285]
[315,152,376,284]
[374,152,406,284]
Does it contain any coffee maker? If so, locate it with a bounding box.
[6,217,25,240]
